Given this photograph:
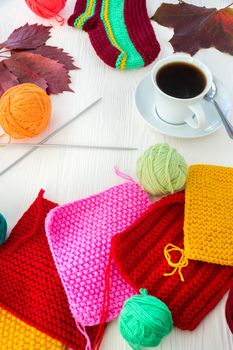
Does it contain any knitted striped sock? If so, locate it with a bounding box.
[68,0,160,69]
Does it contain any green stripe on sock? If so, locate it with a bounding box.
[74,0,97,29]
[100,0,144,69]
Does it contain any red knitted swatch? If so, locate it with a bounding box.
[111,192,233,330]
[0,191,98,349]
[226,288,233,333]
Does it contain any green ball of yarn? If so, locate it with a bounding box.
[119,289,173,350]
[0,213,7,245]
[137,143,188,196]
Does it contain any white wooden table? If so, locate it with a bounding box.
[0,0,233,349]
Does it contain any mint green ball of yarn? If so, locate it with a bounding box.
[0,213,7,245]
[119,289,173,350]
[137,143,187,196]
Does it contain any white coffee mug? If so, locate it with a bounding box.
[151,54,213,129]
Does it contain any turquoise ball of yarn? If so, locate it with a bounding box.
[0,213,7,245]
[119,289,173,350]
[137,143,188,196]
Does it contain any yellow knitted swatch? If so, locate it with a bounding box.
[184,164,233,266]
[0,307,66,350]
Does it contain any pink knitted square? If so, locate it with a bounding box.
[45,181,150,326]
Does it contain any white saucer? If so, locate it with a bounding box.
[135,74,232,138]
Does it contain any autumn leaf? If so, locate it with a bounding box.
[3,58,48,91]
[0,23,51,50]
[29,46,79,70]
[12,51,73,95]
[152,2,233,56]
[0,62,19,97]
[0,23,77,96]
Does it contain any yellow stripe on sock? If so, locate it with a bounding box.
[76,0,95,29]
[103,0,127,69]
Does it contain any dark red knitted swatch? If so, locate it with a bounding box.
[0,191,98,349]
[226,288,233,333]
[111,192,233,330]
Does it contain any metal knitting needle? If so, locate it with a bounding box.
[1,143,138,151]
[0,97,102,176]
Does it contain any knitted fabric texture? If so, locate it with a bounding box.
[184,164,233,266]
[111,192,233,330]
[68,0,160,69]
[0,307,65,350]
[0,191,98,350]
[46,181,150,326]
[226,287,233,333]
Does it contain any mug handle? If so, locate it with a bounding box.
[185,102,206,129]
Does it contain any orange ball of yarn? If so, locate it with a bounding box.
[25,0,66,19]
[0,84,51,139]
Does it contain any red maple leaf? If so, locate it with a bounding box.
[152,2,233,55]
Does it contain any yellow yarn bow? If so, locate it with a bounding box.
[163,243,188,282]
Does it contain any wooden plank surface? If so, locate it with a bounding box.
[0,1,232,349]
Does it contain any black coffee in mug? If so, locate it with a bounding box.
[156,62,207,99]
